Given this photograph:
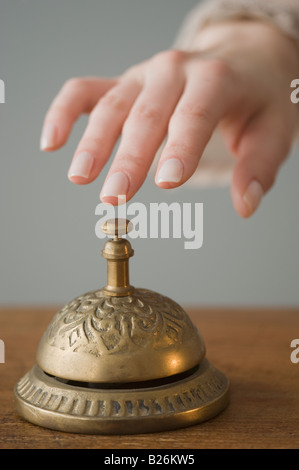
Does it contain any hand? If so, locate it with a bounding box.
[40,20,299,217]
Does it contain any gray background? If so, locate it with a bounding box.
[1,0,298,308]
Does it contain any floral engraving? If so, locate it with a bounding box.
[46,288,188,356]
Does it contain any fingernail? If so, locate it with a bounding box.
[68,152,94,179]
[243,180,263,215]
[40,123,58,150]
[156,159,183,184]
[101,172,129,198]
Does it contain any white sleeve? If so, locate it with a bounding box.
[175,0,299,51]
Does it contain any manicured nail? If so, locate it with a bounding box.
[68,152,94,179]
[40,123,58,150]
[156,159,183,184]
[101,172,129,199]
[243,180,263,215]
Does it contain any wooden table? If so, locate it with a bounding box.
[0,306,298,449]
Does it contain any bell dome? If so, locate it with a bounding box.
[37,287,205,383]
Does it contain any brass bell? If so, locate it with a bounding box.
[14,218,229,434]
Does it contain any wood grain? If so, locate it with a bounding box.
[0,306,298,449]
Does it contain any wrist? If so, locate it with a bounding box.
[192,19,299,78]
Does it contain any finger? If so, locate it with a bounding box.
[40,77,116,151]
[155,60,237,188]
[231,109,293,218]
[68,77,142,184]
[100,51,186,204]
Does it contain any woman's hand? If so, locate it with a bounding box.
[40,20,299,217]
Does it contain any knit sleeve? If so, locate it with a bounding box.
[174,0,299,50]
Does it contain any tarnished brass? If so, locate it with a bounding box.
[14,218,229,434]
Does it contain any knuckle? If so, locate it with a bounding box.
[153,49,186,66]
[116,153,148,178]
[98,91,129,113]
[46,103,69,118]
[204,59,233,83]
[122,63,144,82]
[62,77,87,94]
[133,102,163,125]
[176,102,212,124]
[48,102,79,122]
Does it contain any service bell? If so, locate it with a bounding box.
[14,218,229,434]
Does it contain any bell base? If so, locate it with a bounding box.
[14,359,229,435]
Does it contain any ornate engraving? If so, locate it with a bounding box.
[15,361,228,420]
[45,288,189,356]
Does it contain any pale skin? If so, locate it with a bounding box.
[40,20,299,217]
